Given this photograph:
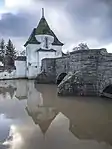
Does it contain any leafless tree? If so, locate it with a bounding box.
[73,43,89,51]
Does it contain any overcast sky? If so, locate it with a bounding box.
[0,0,112,52]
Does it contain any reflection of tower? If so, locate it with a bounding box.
[27,81,43,113]
[21,81,58,135]
[15,80,27,100]
[26,106,58,134]
[26,82,58,134]
[24,8,64,78]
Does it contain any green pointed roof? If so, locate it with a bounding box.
[35,17,53,36]
[24,16,64,47]
[50,29,64,46]
[24,28,40,47]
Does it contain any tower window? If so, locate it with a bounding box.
[45,37,48,49]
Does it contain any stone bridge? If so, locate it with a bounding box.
[36,48,112,97]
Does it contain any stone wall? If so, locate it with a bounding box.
[35,58,56,83]
[41,58,56,76]
[97,51,112,94]
[56,49,101,96]
[36,48,112,96]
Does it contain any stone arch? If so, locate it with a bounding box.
[100,84,112,98]
[56,73,67,85]
[98,76,112,94]
[100,79,112,98]
[103,85,112,94]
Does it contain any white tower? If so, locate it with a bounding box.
[24,8,64,79]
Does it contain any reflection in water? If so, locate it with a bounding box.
[0,81,16,99]
[3,125,23,148]
[0,80,111,149]
[26,106,58,134]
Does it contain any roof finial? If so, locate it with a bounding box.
[42,8,44,18]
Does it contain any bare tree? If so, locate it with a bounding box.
[73,43,89,51]
[66,50,70,55]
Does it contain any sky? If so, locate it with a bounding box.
[0,0,112,52]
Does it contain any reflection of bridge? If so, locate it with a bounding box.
[39,48,112,97]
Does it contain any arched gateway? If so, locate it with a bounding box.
[56,73,67,85]
[102,85,112,98]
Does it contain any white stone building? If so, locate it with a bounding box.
[23,8,64,79]
[0,9,64,80]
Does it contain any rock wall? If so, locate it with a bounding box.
[56,49,101,96]
[35,58,56,83]
[97,51,112,94]
[36,48,112,96]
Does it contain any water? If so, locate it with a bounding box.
[0,79,112,149]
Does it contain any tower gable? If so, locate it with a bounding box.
[35,17,64,46]
[35,17,52,36]
[24,8,64,47]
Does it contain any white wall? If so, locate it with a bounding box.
[38,51,56,69]
[0,60,27,80]
[26,44,40,78]
[27,50,56,78]
[15,60,26,78]
[28,65,40,79]
[51,45,62,57]
[35,35,63,57]
[26,50,55,78]
[26,44,40,64]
